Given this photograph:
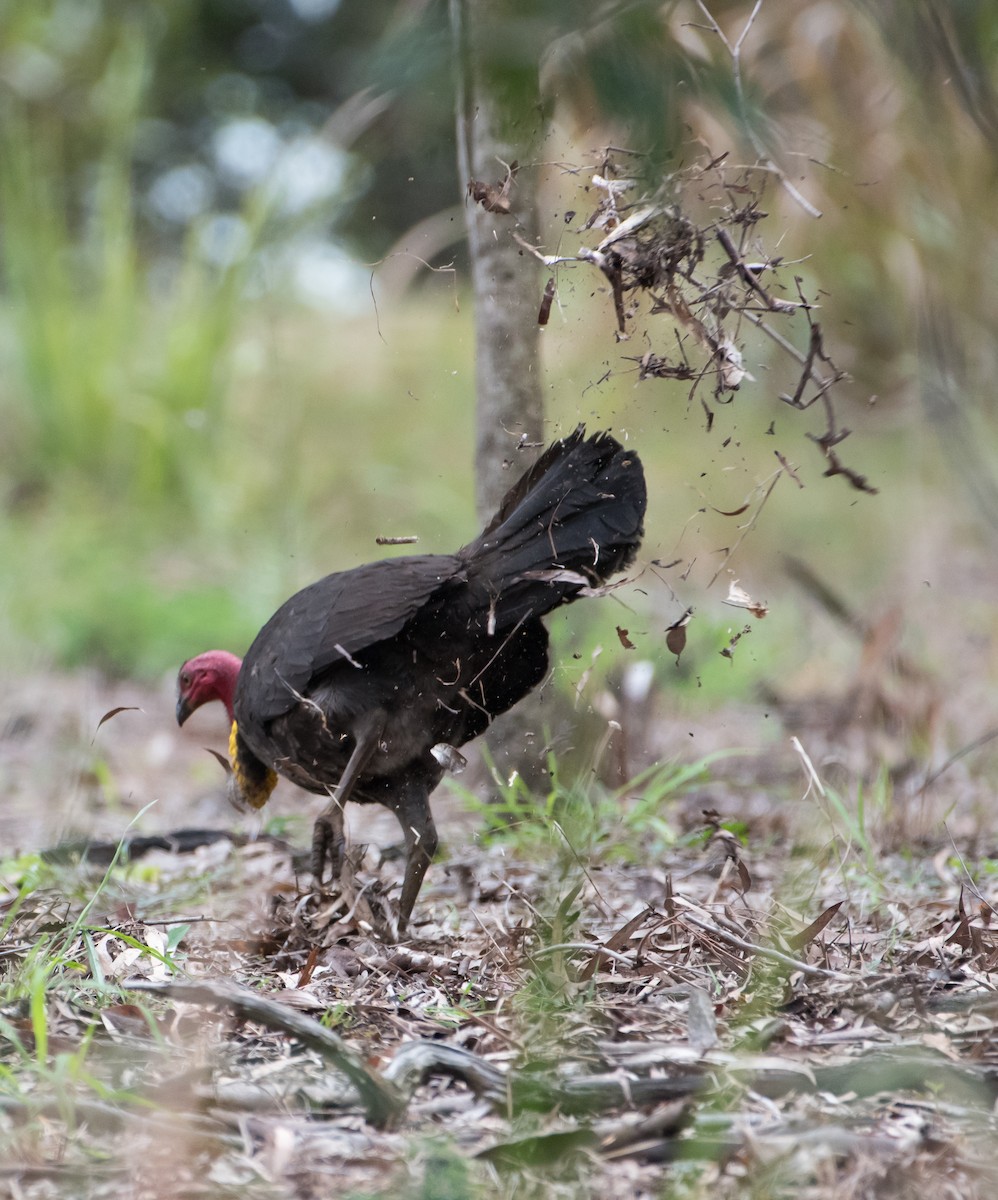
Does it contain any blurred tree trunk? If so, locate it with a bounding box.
[450,0,544,522]
[450,0,549,789]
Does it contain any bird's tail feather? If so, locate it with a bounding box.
[462,427,646,628]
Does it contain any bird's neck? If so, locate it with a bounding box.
[213,652,243,720]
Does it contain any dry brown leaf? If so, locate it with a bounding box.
[94,706,142,737]
[724,580,769,619]
[666,626,686,661]
[720,624,752,660]
[205,747,233,775]
[665,607,693,662]
[538,277,556,325]
[579,907,655,982]
[786,901,844,951]
[467,160,518,214]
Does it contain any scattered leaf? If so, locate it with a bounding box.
[538,277,556,325]
[431,743,467,774]
[297,944,321,989]
[580,907,655,982]
[786,901,844,951]
[687,987,719,1055]
[94,706,142,738]
[616,625,635,650]
[775,449,804,486]
[715,337,753,389]
[467,160,518,214]
[720,624,752,661]
[666,607,693,662]
[723,580,769,619]
[479,1129,598,1169]
[205,747,233,775]
[101,1003,155,1039]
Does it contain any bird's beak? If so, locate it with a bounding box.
[176,694,193,726]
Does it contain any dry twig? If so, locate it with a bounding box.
[124,977,407,1129]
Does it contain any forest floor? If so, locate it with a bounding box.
[2,650,998,1200]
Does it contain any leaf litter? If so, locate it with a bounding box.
[3,657,998,1198]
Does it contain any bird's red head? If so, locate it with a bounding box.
[176,650,243,726]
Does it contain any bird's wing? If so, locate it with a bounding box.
[237,554,465,724]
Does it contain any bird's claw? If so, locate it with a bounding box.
[311,815,345,886]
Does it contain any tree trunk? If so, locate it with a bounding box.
[451,0,550,790]
[450,0,544,522]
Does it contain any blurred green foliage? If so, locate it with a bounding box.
[0,0,997,690]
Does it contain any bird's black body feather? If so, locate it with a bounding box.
[230,427,646,927]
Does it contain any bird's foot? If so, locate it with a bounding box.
[311,813,346,886]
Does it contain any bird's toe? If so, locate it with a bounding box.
[310,815,345,885]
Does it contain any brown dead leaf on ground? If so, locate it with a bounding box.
[3,640,998,1199]
[7,811,998,1199]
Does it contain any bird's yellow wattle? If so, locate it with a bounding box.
[229,720,277,810]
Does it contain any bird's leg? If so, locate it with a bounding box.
[388,779,439,935]
[311,712,385,884]
[316,794,345,882]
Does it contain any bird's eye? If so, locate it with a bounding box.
[180,671,191,687]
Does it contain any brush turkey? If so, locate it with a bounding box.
[176,427,646,931]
